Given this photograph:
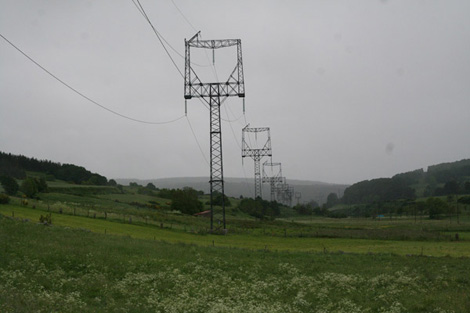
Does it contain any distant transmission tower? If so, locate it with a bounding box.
[276,181,293,206]
[262,161,283,202]
[184,32,245,231]
[287,186,295,207]
[242,125,272,199]
[295,192,302,205]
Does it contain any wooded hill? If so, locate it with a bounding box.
[2,151,469,206]
[342,159,470,205]
[0,151,109,186]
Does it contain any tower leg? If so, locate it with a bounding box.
[209,84,225,231]
[270,181,276,202]
[254,156,262,199]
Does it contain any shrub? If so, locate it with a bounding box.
[458,196,470,205]
[39,213,52,225]
[21,178,38,198]
[0,193,9,204]
[238,198,280,219]
[427,197,447,219]
[206,191,231,207]
[0,175,19,195]
[171,187,203,215]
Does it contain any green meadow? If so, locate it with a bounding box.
[2,172,470,313]
[1,213,470,313]
[1,187,470,312]
[2,204,470,257]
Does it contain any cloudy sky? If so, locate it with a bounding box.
[1,0,469,185]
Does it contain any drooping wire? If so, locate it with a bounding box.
[131,0,210,68]
[0,33,185,125]
[186,116,209,166]
[222,98,245,123]
[169,0,197,32]
[132,0,184,78]
[224,105,242,151]
[223,101,254,196]
[221,113,244,123]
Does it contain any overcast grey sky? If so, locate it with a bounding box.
[1,0,469,185]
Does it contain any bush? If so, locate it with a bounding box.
[39,213,52,225]
[137,187,156,196]
[171,187,203,215]
[0,175,19,195]
[35,177,48,192]
[206,191,231,207]
[427,197,447,219]
[0,193,10,204]
[458,196,470,205]
[159,188,175,199]
[21,178,38,198]
[327,211,347,219]
[238,198,280,219]
[146,182,157,190]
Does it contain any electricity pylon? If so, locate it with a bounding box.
[295,192,302,205]
[276,181,293,206]
[287,186,295,207]
[262,161,283,202]
[184,32,245,231]
[242,125,272,199]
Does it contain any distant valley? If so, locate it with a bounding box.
[115,177,349,205]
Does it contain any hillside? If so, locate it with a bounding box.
[2,151,469,206]
[0,151,109,186]
[342,159,470,205]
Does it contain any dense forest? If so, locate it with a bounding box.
[342,159,470,205]
[0,151,108,185]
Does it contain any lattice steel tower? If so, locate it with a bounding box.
[242,125,272,199]
[295,192,302,205]
[276,181,293,206]
[262,161,283,202]
[184,32,245,231]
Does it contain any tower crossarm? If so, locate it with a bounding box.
[262,176,283,183]
[242,150,272,158]
[188,39,239,49]
[187,81,242,99]
[242,126,272,158]
[262,162,282,180]
[242,127,270,133]
[185,32,244,100]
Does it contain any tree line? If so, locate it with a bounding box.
[0,151,109,186]
[341,159,470,205]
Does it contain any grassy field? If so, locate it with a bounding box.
[2,204,470,258]
[2,185,470,312]
[1,215,469,312]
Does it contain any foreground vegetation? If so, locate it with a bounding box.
[1,215,470,313]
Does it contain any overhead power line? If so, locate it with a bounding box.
[132,0,184,77]
[0,33,185,125]
[131,0,209,68]
[185,116,209,165]
[170,0,198,32]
